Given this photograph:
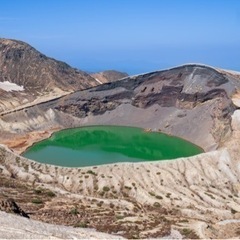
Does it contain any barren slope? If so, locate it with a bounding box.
[91,70,128,84]
[0,38,99,114]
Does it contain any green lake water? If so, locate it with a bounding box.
[22,126,203,167]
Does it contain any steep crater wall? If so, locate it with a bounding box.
[0,64,238,152]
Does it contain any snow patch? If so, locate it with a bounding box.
[0,81,24,92]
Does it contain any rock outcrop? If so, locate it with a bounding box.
[0,197,29,218]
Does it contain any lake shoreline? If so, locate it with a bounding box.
[22,125,203,167]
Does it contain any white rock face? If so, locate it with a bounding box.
[231,110,240,131]
[0,211,123,239]
[0,81,24,92]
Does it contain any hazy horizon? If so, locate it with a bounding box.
[1,0,240,75]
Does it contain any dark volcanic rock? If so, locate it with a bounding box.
[0,197,29,218]
[55,64,236,115]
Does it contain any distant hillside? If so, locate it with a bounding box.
[0,38,99,113]
[91,70,128,83]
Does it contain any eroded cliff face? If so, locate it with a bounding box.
[0,38,99,114]
[54,65,237,150]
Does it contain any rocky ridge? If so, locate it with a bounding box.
[0,38,99,114]
[0,64,238,152]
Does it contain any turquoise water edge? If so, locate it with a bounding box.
[23,126,203,167]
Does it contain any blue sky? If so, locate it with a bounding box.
[1,0,240,74]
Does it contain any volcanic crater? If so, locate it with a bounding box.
[1,39,240,239]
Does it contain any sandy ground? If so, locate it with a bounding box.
[0,89,71,116]
[2,129,60,154]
